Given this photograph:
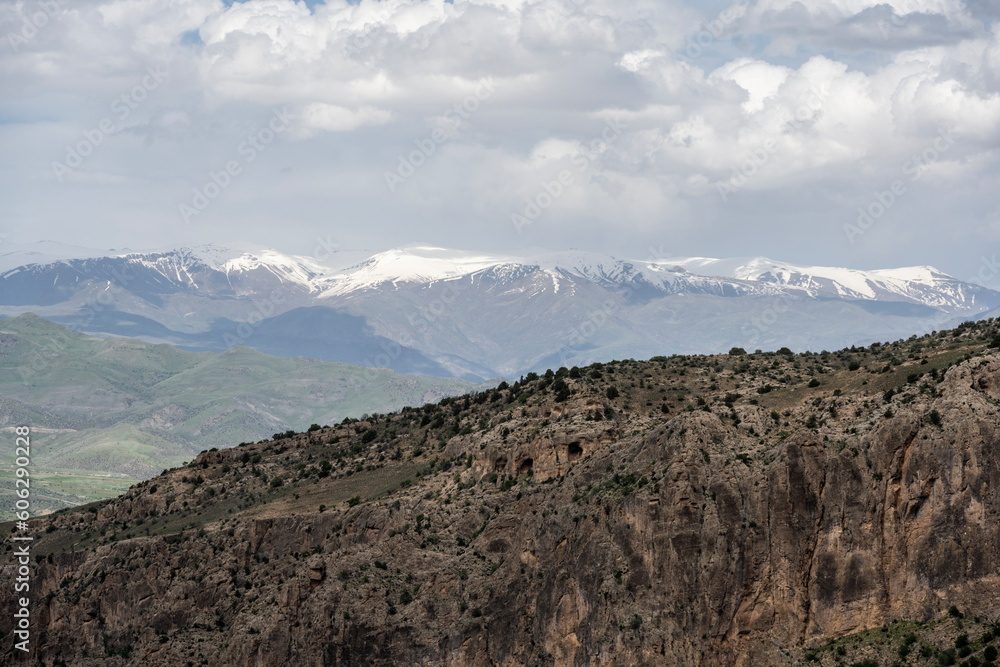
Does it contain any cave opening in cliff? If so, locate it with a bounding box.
[518,458,533,475]
[567,442,583,462]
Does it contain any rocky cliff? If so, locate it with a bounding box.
[4,322,1000,666]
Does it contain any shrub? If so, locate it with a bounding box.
[347,496,361,507]
[606,386,620,400]
[553,378,570,402]
[729,347,746,356]
[808,378,820,388]
[937,647,957,665]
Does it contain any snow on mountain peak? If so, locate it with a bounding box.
[322,246,515,294]
[0,242,986,312]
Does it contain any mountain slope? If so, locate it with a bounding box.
[5,319,1000,665]
[2,243,999,378]
[0,314,489,513]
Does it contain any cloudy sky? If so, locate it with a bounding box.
[2,0,999,278]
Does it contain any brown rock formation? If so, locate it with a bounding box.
[4,334,1000,666]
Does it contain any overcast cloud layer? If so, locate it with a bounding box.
[1,0,999,278]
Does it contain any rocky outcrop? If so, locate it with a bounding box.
[4,350,1000,666]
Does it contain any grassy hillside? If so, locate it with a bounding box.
[0,313,490,516]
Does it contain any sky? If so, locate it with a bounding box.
[1,0,999,280]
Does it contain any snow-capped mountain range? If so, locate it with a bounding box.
[1,242,996,379]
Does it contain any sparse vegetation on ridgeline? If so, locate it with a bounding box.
[6,317,1000,665]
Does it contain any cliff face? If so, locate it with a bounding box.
[4,332,1000,666]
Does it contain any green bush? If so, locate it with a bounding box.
[938,647,957,665]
